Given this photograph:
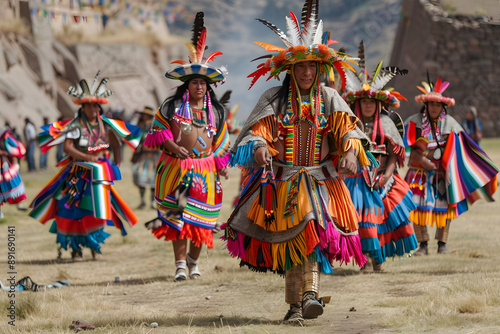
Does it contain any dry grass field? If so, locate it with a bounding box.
[0,138,499,333]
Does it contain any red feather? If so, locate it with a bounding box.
[196,28,207,63]
[391,91,407,101]
[434,76,442,93]
[171,60,187,65]
[247,64,270,90]
[333,62,347,92]
[289,11,301,36]
[205,51,223,63]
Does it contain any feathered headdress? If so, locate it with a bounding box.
[415,76,455,107]
[67,70,113,105]
[343,41,408,108]
[165,12,227,84]
[247,0,356,90]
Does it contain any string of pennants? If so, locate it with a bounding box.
[30,0,196,25]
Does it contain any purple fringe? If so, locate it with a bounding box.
[214,152,230,170]
[220,223,247,259]
[144,129,173,147]
[222,221,366,268]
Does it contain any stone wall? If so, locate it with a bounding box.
[390,0,500,137]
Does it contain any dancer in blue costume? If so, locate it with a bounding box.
[29,71,141,261]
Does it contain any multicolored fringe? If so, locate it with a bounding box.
[29,159,138,236]
[154,153,222,232]
[152,218,215,248]
[230,141,257,168]
[223,167,366,275]
[442,131,498,216]
[405,168,455,228]
[144,111,173,149]
[39,119,73,153]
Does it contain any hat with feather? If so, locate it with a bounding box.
[247,0,356,90]
[343,41,408,108]
[67,70,113,105]
[415,76,455,107]
[166,12,227,85]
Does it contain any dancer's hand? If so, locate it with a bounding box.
[219,167,229,179]
[174,145,190,159]
[340,150,357,174]
[254,146,271,166]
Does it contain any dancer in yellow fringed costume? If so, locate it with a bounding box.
[222,0,371,323]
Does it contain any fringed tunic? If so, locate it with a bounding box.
[223,86,371,275]
[343,114,418,264]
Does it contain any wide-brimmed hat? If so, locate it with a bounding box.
[67,70,112,105]
[165,12,227,85]
[139,107,155,117]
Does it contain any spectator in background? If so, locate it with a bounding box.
[23,117,36,172]
[462,106,482,146]
[39,117,49,170]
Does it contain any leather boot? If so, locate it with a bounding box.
[437,241,451,254]
[413,242,428,256]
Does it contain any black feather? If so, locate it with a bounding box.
[358,40,365,68]
[191,12,205,47]
[256,18,292,47]
[301,0,318,30]
[219,90,232,108]
[383,66,408,76]
[251,54,273,62]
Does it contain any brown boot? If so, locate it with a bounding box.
[413,242,428,256]
[437,242,451,254]
[371,257,384,272]
[283,304,303,323]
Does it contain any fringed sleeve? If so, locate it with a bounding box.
[386,138,406,167]
[102,117,142,151]
[213,121,231,169]
[442,131,498,215]
[144,109,173,150]
[329,112,370,167]
[251,115,278,156]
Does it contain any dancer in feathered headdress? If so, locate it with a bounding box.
[341,41,418,272]
[29,71,141,261]
[143,12,231,282]
[404,75,498,255]
[222,0,372,323]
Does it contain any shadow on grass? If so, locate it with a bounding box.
[69,276,172,287]
[92,314,285,329]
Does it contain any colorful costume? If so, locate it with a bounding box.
[222,0,370,322]
[0,128,26,208]
[404,77,498,253]
[342,47,418,267]
[29,72,141,256]
[144,12,230,250]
